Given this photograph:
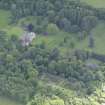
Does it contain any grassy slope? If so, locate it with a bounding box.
[0,96,22,105]
[0,10,11,29]
[80,0,105,8]
[40,73,101,105]
[18,16,77,54]
[36,21,105,55]
[91,22,105,54]
[18,16,105,55]
[0,9,23,37]
[33,32,75,52]
[76,21,105,55]
[1,9,105,55]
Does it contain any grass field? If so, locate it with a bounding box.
[80,0,105,8]
[76,21,105,55]
[0,9,24,36]
[36,21,105,55]
[0,96,22,105]
[0,10,11,29]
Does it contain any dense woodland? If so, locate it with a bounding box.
[1,31,105,105]
[0,0,105,105]
[0,0,105,33]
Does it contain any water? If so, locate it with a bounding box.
[0,96,23,105]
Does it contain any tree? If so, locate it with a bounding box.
[27,24,34,32]
[88,35,95,48]
[70,25,80,33]
[47,10,55,22]
[58,18,71,32]
[81,16,98,32]
[36,0,49,16]
[49,48,60,60]
[27,95,64,105]
[46,23,59,35]
[70,41,75,49]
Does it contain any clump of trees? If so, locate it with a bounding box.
[27,95,64,105]
[0,31,104,104]
[0,32,39,103]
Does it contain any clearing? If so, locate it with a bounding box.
[80,0,105,8]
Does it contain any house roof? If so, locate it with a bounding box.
[20,32,36,46]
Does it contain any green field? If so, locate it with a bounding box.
[0,10,11,29]
[76,21,105,55]
[80,0,105,8]
[0,9,24,36]
[0,96,22,105]
[37,21,105,55]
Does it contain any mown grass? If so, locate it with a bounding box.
[80,0,105,8]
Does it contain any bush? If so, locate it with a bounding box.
[46,23,60,35]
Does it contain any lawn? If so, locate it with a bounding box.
[80,0,105,8]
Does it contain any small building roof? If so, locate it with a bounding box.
[20,32,36,47]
